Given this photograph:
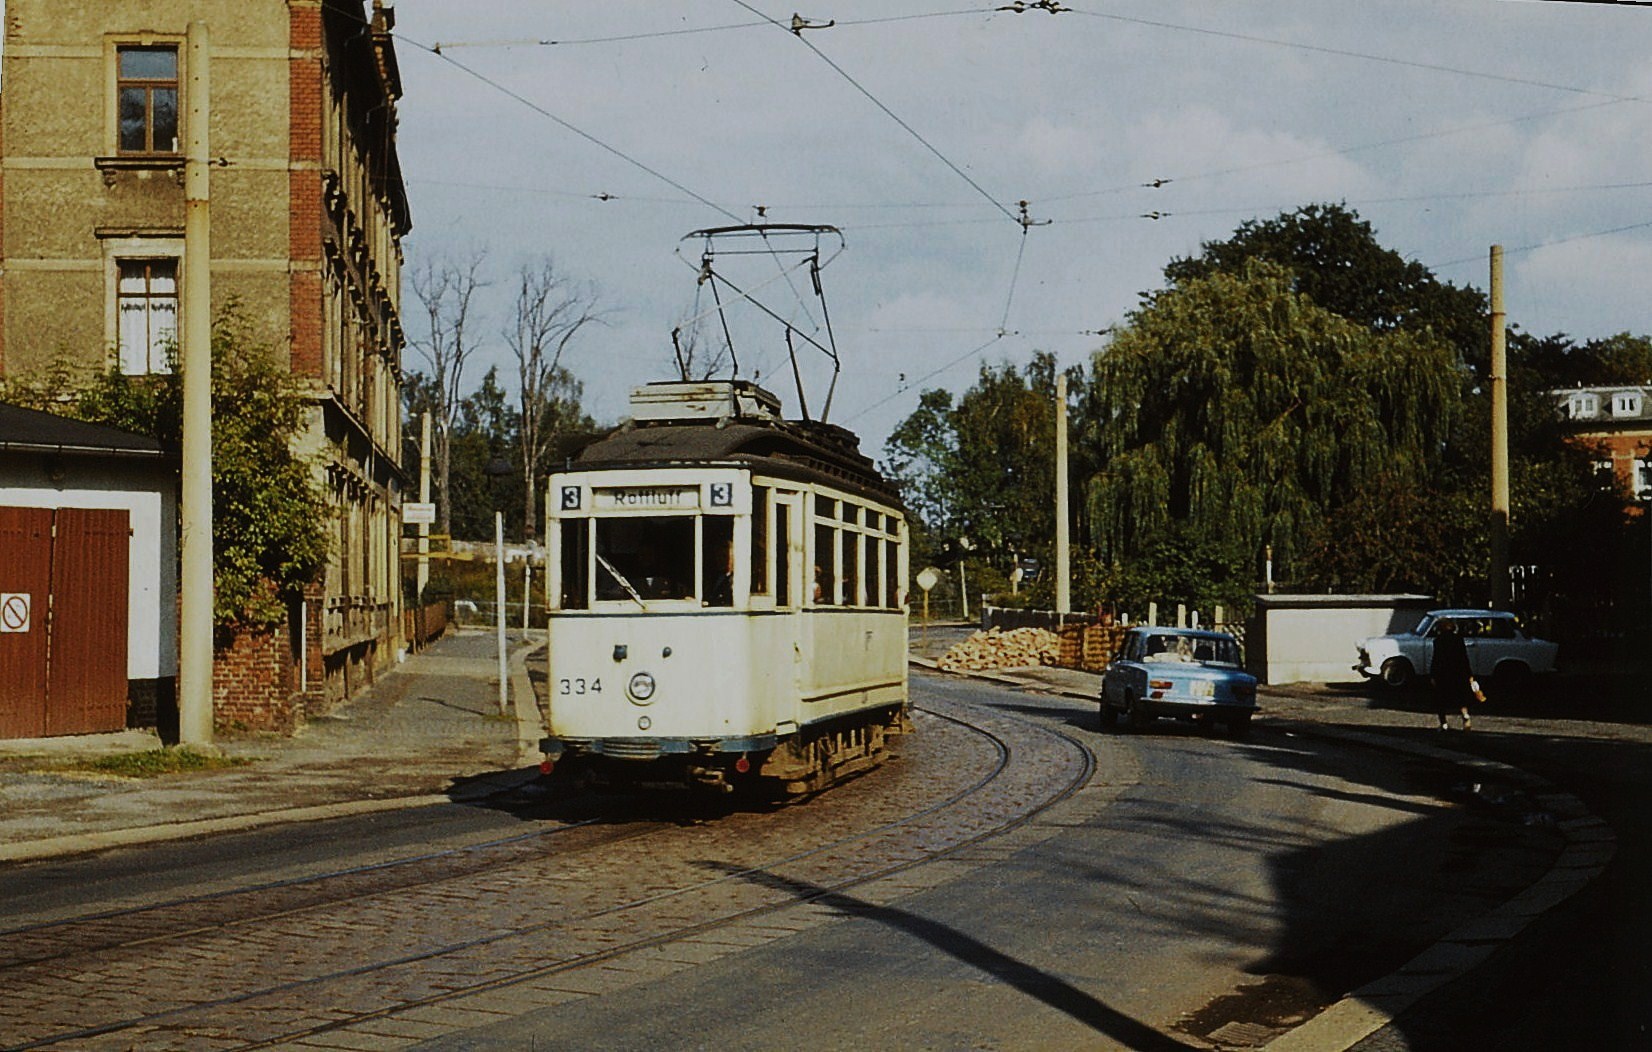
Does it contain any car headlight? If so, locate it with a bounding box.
[627,671,656,704]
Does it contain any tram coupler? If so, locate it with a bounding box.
[687,766,734,793]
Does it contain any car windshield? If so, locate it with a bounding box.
[1412,615,1437,637]
[1140,633,1241,666]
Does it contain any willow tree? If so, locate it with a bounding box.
[1084,259,1458,590]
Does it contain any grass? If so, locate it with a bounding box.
[63,749,254,779]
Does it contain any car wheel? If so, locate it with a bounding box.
[1098,698,1120,732]
[1126,692,1152,731]
[1380,658,1415,689]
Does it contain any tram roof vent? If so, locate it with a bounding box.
[628,380,783,424]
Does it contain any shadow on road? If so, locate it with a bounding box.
[700,860,1200,1051]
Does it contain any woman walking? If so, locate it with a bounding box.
[1431,620,1474,731]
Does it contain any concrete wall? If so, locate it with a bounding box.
[1249,595,1433,685]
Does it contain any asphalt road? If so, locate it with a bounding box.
[419,673,1555,1050]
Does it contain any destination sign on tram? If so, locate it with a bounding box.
[596,486,700,510]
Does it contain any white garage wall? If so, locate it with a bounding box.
[0,456,177,680]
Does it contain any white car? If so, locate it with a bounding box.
[1355,609,1559,689]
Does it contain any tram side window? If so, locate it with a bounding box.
[869,535,884,607]
[595,516,694,601]
[886,528,900,608]
[704,515,735,607]
[750,486,770,596]
[560,518,589,610]
[814,520,837,605]
[775,501,792,606]
[845,519,862,606]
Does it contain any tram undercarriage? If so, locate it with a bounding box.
[544,704,912,797]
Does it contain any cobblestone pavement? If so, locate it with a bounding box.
[0,632,540,861]
[0,695,1100,1050]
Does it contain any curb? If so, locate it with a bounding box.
[911,657,1617,1052]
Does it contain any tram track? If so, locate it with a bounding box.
[1,695,1094,1051]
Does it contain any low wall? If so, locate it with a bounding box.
[1248,594,1433,684]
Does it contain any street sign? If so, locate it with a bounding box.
[402,502,437,525]
[0,593,31,633]
[915,567,941,593]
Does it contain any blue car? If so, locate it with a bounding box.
[1099,627,1258,737]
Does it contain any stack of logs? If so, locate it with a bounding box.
[936,627,1060,671]
[1059,622,1130,672]
[937,621,1132,673]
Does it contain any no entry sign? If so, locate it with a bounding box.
[0,593,31,633]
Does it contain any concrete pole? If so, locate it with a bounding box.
[416,411,431,601]
[495,510,508,715]
[1490,245,1511,608]
[1055,373,1071,613]
[178,22,214,745]
[523,560,531,631]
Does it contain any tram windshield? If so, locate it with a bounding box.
[595,517,695,602]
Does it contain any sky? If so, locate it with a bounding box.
[86,2,1652,457]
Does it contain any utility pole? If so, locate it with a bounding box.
[495,511,508,715]
[417,411,431,601]
[1490,245,1511,608]
[1055,373,1071,613]
[178,22,214,745]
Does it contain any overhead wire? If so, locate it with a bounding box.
[429,8,995,51]
[727,0,1021,226]
[371,5,1651,428]
[1064,5,1652,105]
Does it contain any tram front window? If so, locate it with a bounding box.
[595,516,695,602]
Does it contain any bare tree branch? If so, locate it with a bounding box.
[506,257,604,538]
[409,251,488,535]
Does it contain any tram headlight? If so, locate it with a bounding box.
[627,671,657,704]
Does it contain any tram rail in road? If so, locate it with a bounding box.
[0,697,1095,1050]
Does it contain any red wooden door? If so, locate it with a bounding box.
[45,508,130,736]
[0,507,53,738]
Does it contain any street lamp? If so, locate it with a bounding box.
[484,457,514,715]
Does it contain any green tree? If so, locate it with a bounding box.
[884,352,1083,572]
[1164,202,1487,359]
[2,304,328,627]
[1085,260,1458,596]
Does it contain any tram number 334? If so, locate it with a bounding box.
[558,678,602,696]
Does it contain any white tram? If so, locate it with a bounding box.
[540,380,910,794]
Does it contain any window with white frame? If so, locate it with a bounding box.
[116,259,178,374]
[1567,392,1599,419]
[1612,390,1644,417]
[1638,458,1652,497]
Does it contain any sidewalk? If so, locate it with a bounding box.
[0,630,545,862]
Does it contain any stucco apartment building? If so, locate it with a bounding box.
[0,0,412,727]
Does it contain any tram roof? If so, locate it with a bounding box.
[568,417,902,507]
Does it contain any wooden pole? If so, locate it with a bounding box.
[1055,373,1071,613]
[1490,245,1511,608]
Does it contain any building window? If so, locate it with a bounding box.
[1639,458,1652,498]
[1612,391,1644,418]
[117,45,179,154]
[117,260,178,374]
[1567,392,1599,419]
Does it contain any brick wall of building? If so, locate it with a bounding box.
[213,624,300,735]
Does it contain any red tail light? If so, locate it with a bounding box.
[734,755,751,774]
